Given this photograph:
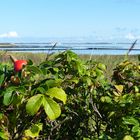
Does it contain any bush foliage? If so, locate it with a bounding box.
[0,50,140,140]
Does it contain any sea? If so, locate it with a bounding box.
[0,42,140,55]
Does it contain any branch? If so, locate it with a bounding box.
[90,95,102,118]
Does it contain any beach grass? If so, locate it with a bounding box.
[80,54,139,79]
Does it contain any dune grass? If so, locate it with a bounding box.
[80,54,139,79]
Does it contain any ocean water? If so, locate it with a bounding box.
[0,42,140,55]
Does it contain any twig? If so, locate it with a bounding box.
[90,96,102,118]
[0,50,8,56]
[46,42,57,60]
[52,117,72,132]
[127,40,137,55]
[48,116,72,140]
[93,103,102,118]
[89,49,94,61]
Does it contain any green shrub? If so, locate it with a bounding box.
[0,51,139,140]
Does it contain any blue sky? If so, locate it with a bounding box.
[0,0,140,42]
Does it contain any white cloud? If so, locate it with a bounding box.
[0,31,18,38]
[125,33,135,40]
[125,33,140,40]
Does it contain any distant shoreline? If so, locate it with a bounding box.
[0,42,139,55]
[0,43,16,46]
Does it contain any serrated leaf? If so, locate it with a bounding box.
[114,85,124,93]
[26,94,43,116]
[43,97,61,120]
[24,123,42,138]
[46,87,67,104]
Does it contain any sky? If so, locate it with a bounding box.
[0,0,140,42]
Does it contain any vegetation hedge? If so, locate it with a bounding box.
[0,50,140,140]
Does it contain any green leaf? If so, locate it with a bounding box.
[134,86,139,93]
[12,94,23,106]
[0,129,9,140]
[132,125,140,133]
[123,117,139,126]
[84,77,92,86]
[108,111,115,118]
[114,85,124,93]
[0,113,3,120]
[83,138,90,140]
[16,86,26,93]
[98,63,106,71]
[26,94,43,116]
[100,96,112,103]
[37,87,46,94]
[95,68,103,76]
[99,133,109,140]
[24,123,42,138]
[27,59,33,65]
[43,97,61,120]
[69,77,79,84]
[45,79,62,88]
[3,87,15,106]
[123,135,134,140]
[0,74,4,86]
[26,65,42,74]
[53,67,59,72]
[46,87,67,104]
